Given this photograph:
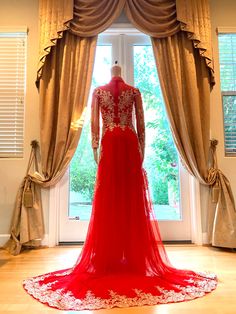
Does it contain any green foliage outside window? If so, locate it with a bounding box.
[70,120,96,200]
[134,46,179,205]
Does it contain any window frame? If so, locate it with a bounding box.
[58,31,192,243]
[0,27,27,159]
[217,27,236,156]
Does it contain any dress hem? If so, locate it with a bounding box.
[22,271,217,311]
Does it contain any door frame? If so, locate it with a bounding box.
[46,25,204,246]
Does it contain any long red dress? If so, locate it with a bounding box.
[23,76,217,311]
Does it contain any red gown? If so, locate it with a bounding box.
[23,76,217,311]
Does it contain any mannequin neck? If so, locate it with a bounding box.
[111,65,121,77]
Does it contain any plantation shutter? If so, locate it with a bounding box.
[0,28,27,158]
[218,33,236,156]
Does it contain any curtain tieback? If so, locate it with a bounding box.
[23,177,34,208]
[207,167,220,204]
[22,140,40,208]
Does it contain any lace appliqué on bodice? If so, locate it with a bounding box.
[98,89,135,131]
[91,84,145,158]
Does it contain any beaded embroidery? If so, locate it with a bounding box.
[91,87,145,155]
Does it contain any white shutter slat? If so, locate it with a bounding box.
[218,33,236,156]
[222,94,236,156]
[219,33,236,93]
[0,31,26,158]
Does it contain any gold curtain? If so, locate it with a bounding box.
[37,0,74,81]
[36,0,214,84]
[125,0,180,37]
[69,0,125,37]
[152,32,210,182]
[207,141,236,248]
[152,31,236,248]
[5,0,235,254]
[38,32,97,185]
[5,32,97,255]
[4,142,45,255]
[176,0,214,83]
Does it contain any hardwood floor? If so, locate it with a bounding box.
[0,245,235,314]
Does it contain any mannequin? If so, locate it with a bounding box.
[93,61,122,163]
[111,60,122,77]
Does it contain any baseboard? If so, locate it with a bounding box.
[0,234,49,248]
[41,234,49,246]
[0,236,203,249]
[202,232,209,245]
[0,234,10,247]
[58,240,193,246]
[163,240,192,245]
[59,241,84,246]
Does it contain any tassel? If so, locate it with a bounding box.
[23,180,34,208]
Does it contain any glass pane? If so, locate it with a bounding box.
[222,95,236,155]
[218,34,236,91]
[133,45,181,220]
[69,45,112,220]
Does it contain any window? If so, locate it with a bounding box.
[0,28,27,158]
[218,33,236,156]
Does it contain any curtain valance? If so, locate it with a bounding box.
[69,0,179,38]
[38,0,74,81]
[37,0,214,84]
[176,0,214,83]
[69,0,126,37]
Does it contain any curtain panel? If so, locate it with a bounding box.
[152,33,236,248]
[4,142,44,255]
[38,32,97,185]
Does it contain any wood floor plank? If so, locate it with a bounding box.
[0,245,235,313]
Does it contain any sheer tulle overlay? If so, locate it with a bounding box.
[23,78,217,311]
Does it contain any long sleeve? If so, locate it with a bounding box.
[134,89,145,158]
[91,90,100,149]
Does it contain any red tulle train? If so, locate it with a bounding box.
[23,126,217,311]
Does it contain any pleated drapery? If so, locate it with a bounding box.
[125,0,180,37]
[176,0,214,83]
[207,141,236,248]
[5,32,97,255]
[37,0,74,82]
[69,0,126,37]
[152,32,236,248]
[4,141,45,255]
[5,0,236,255]
[152,32,211,183]
[38,32,97,185]
[37,0,214,84]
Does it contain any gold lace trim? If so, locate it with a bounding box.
[95,88,139,132]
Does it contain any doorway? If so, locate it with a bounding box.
[58,31,192,243]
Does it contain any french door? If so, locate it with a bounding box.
[58,31,192,243]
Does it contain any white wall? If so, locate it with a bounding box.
[0,0,49,246]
